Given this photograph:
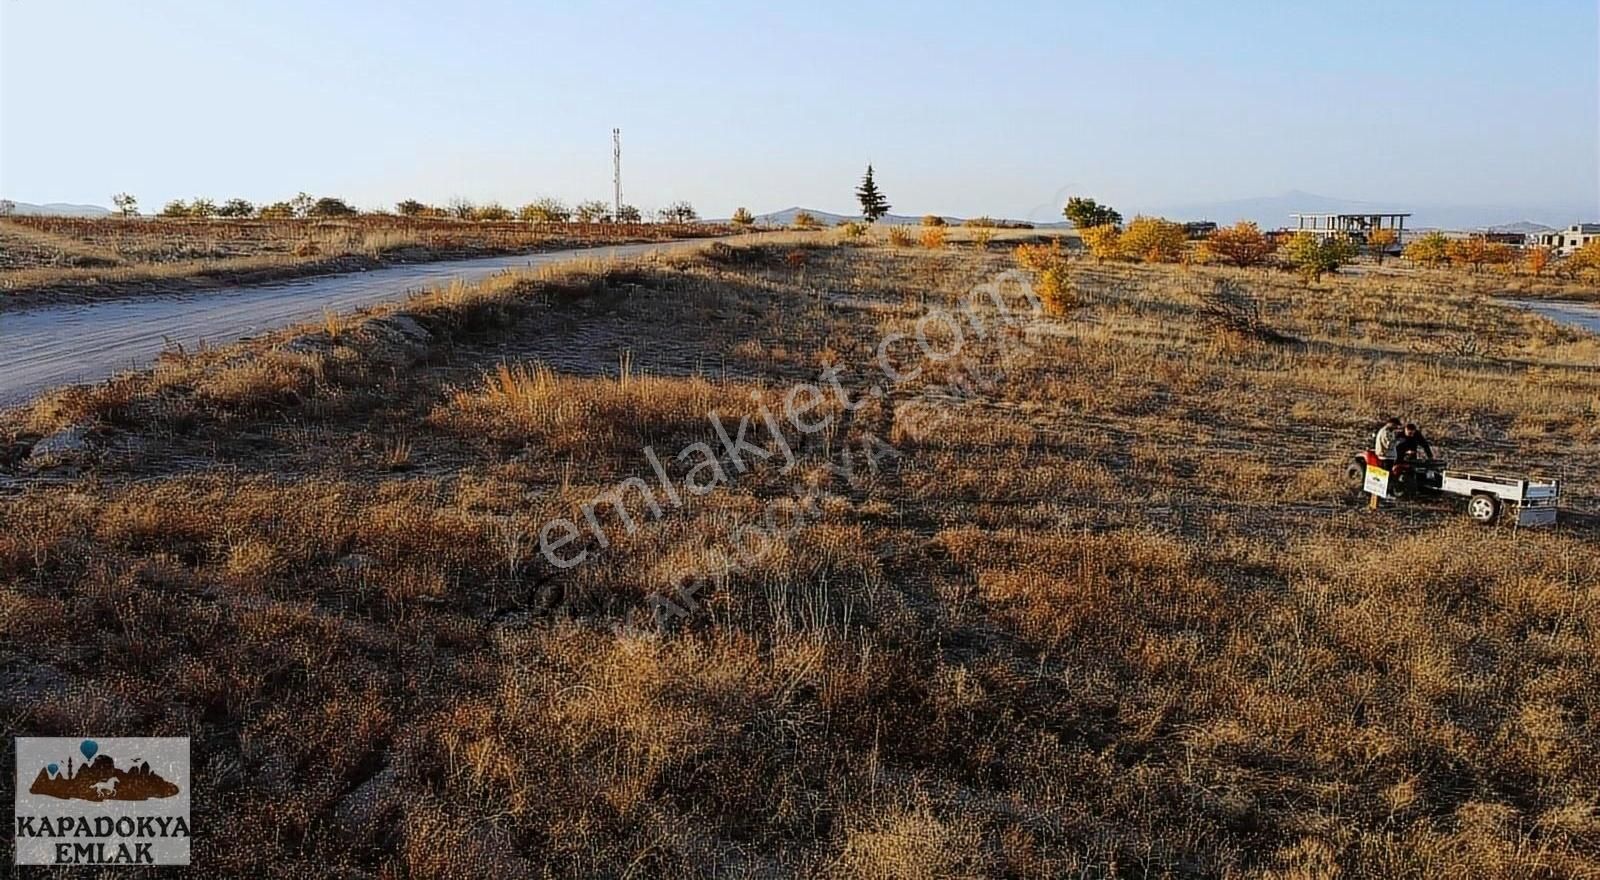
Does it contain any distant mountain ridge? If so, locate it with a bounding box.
[3,201,112,217]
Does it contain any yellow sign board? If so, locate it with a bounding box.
[1363,464,1390,499]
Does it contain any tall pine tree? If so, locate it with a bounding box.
[856,165,890,223]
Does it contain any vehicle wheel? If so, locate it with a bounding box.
[1467,493,1501,525]
[1346,460,1365,485]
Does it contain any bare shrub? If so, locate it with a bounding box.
[1197,278,1291,343]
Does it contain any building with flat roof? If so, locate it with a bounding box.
[1535,223,1600,256]
[1290,212,1410,248]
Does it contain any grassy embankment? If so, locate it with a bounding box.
[0,215,732,310]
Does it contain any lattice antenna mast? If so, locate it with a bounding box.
[612,128,622,219]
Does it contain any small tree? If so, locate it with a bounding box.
[1566,239,1600,277]
[920,214,946,227]
[1064,197,1122,230]
[616,204,642,223]
[519,198,571,223]
[218,198,255,218]
[473,202,513,221]
[258,201,296,220]
[792,210,820,231]
[658,201,698,223]
[1119,216,1187,263]
[308,197,358,218]
[188,197,217,219]
[1403,231,1450,268]
[1366,228,1398,264]
[0,199,13,217]
[111,193,139,217]
[290,192,315,218]
[160,199,191,218]
[1525,246,1552,277]
[1284,232,1355,282]
[730,207,755,227]
[856,164,890,222]
[575,200,611,223]
[396,199,430,217]
[1080,224,1122,263]
[1200,221,1275,267]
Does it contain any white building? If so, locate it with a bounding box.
[1536,223,1600,255]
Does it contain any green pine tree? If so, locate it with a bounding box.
[856,165,890,223]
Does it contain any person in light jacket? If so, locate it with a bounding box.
[1374,417,1401,465]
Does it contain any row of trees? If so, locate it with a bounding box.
[1060,194,1594,280]
[102,192,700,224]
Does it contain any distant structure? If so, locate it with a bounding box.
[1290,212,1410,247]
[1183,221,1217,240]
[1535,223,1600,255]
[612,128,622,221]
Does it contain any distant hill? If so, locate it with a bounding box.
[3,201,112,217]
[748,206,1058,228]
[1485,221,1553,235]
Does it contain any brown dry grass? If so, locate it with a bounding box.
[2,238,1599,878]
[0,215,731,310]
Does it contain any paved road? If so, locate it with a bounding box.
[0,241,706,409]
[1506,298,1600,335]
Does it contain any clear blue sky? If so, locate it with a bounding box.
[2,0,1595,223]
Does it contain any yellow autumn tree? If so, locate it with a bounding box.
[1565,239,1600,277]
[1080,224,1122,263]
[1367,228,1398,265]
[1200,221,1275,267]
[1525,246,1552,277]
[1403,231,1450,268]
[1119,216,1187,263]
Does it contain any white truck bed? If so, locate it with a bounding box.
[1439,469,1560,527]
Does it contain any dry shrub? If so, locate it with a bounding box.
[886,226,915,248]
[1197,278,1290,343]
[835,802,992,879]
[437,361,758,454]
[919,226,947,249]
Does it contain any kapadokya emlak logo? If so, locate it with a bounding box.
[28,739,180,802]
[15,737,191,866]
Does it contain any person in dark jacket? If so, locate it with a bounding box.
[1394,422,1434,462]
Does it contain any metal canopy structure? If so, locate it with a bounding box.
[1290,212,1410,244]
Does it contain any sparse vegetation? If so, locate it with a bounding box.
[730,207,755,228]
[0,214,732,309]
[4,237,1597,877]
[792,210,821,231]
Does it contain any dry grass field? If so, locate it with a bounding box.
[0,215,731,309]
[2,235,1599,877]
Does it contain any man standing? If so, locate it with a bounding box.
[1374,417,1401,466]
